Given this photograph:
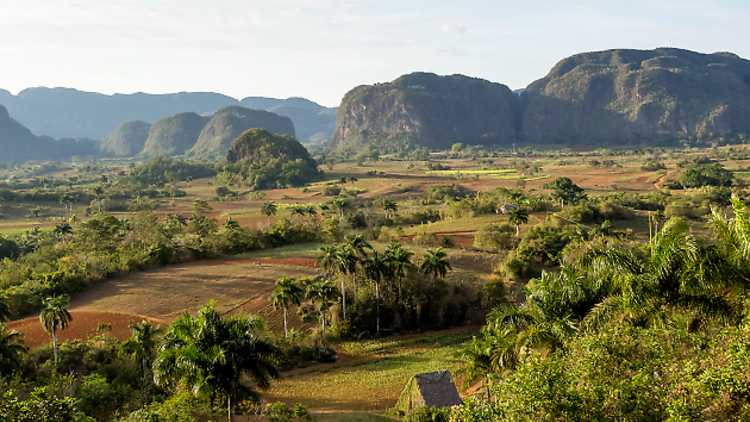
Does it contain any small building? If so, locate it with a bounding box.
[497,204,519,214]
[393,370,463,414]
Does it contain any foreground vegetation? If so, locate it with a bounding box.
[2,141,750,420]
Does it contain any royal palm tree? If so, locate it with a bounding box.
[365,251,394,333]
[170,213,189,230]
[421,248,452,283]
[153,304,282,422]
[316,244,351,320]
[261,201,278,228]
[122,320,162,386]
[304,204,318,224]
[269,275,304,338]
[385,241,414,300]
[508,207,529,236]
[306,279,338,348]
[53,222,73,239]
[39,294,73,363]
[331,197,350,218]
[92,185,104,213]
[0,326,27,395]
[380,199,398,219]
[290,205,306,222]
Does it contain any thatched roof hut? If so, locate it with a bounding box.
[393,370,463,414]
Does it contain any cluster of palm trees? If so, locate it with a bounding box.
[459,200,750,396]
[312,235,451,334]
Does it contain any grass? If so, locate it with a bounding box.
[264,330,474,411]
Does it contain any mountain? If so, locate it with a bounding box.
[140,112,210,157]
[0,105,47,163]
[227,128,313,165]
[100,120,152,157]
[0,88,336,145]
[187,105,296,159]
[330,72,521,151]
[520,48,750,143]
[267,105,336,145]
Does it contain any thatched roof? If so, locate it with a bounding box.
[393,370,463,414]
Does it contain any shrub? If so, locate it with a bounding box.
[404,406,450,422]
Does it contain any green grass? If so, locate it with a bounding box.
[403,214,503,235]
[265,331,472,411]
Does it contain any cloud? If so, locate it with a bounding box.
[441,23,466,34]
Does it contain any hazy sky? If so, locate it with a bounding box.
[1,0,748,107]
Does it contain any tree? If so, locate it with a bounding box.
[507,207,529,236]
[455,336,493,402]
[0,326,26,395]
[39,294,72,363]
[385,241,414,300]
[290,205,306,222]
[0,299,9,322]
[269,275,304,338]
[349,176,358,186]
[153,304,282,422]
[365,251,394,333]
[580,218,731,330]
[421,248,452,283]
[261,201,278,228]
[122,320,162,389]
[303,204,318,224]
[53,222,73,239]
[92,185,104,213]
[317,244,354,321]
[379,199,398,219]
[170,213,189,230]
[306,279,338,348]
[543,177,586,208]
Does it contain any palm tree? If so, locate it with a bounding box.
[380,199,398,219]
[290,205,306,222]
[53,222,73,239]
[507,207,529,236]
[261,201,278,228]
[171,213,189,230]
[316,245,350,320]
[421,248,452,283]
[349,176,358,186]
[306,279,338,348]
[455,336,493,402]
[153,304,282,422]
[365,251,394,333]
[580,218,731,330]
[39,294,73,363]
[331,197,350,218]
[385,241,414,300]
[303,205,318,224]
[92,185,104,212]
[269,275,304,338]
[121,320,162,386]
[653,209,666,233]
[0,326,27,395]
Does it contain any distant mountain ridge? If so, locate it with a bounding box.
[331,48,750,150]
[0,87,335,144]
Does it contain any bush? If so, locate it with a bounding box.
[404,406,450,422]
[322,185,341,196]
[474,224,516,250]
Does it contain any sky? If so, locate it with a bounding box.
[1,0,749,107]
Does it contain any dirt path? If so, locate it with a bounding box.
[653,171,674,190]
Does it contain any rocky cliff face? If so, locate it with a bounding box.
[331,72,521,151]
[331,49,750,150]
[520,48,750,142]
[187,106,296,159]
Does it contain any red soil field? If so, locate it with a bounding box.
[5,311,165,349]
